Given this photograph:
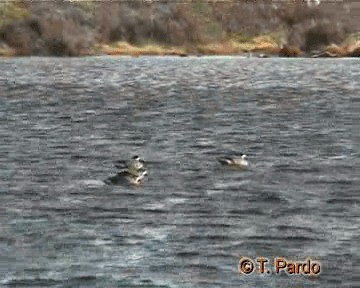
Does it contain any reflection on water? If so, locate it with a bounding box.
[0,57,359,287]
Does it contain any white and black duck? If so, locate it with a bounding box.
[105,155,147,186]
[217,154,248,168]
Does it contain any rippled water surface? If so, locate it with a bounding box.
[0,57,359,287]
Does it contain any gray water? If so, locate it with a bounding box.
[0,56,359,287]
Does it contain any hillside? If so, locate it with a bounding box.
[0,0,359,57]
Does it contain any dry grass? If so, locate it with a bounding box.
[323,37,360,57]
[196,34,280,55]
[0,42,14,57]
[99,41,187,56]
[341,34,360,56]
[100,35,281,56]
[233,35,279,53]
[279,45,303,57]
[0,48,14,57]
[324,44,347,56]
[349,45,360,57]
[196,42,237,55]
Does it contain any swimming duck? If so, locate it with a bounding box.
[105,155,147,186]
[218,154,248,167]
[115,155,145,171]
[104,170,146,186]
[128,166,148,177]
[128,155,145,171]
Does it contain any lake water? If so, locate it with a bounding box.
[0,56,359,287]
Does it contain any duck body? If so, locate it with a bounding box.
[104,170,146,186]
[115,155,145,171]
[218,154,248,167]
[128,155,145,171]
[105,155,147,186]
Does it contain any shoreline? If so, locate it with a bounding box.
[1,42,359,59]
[0,1,359,59]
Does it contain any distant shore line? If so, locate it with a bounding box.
[1,1,359,59]
[1,39,360,59]
[1,40,359,59]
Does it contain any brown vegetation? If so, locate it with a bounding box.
[0,2,95,56]
[94,2,204,46]
[100,41,187,57]
[279,45,302,57]
[0,0,359,57]
[349,46,360,57]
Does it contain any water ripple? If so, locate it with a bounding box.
[0,57,358,288]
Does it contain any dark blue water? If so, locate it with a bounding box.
[0,56,359,287]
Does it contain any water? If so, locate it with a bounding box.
[0,56,359,287]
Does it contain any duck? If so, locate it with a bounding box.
[105,155,147,186]
[104,170,146,186]
[128,155,145,171]
[128,166,148,177]
[217,154,248,167]
[115,155,145,171]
